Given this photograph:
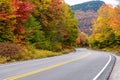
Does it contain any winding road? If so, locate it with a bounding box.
[0,48,115,80]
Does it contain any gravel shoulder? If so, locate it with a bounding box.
[109,55,120,80]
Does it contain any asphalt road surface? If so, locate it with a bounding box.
[0,48,115,80]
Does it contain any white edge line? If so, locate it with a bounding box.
[93,55,112,80]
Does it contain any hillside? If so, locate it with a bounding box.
[75,10,97,35]
[71,1,105,12]
[71,1,105,35]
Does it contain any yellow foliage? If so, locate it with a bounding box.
[0,56,9,63]
[114,30,120,36]
[94,33,104,42]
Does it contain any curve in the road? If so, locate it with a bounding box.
[4,52,92,80]
[93,55,111,80]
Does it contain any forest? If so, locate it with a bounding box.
[0,0,78,63]
[72,1,104,35]
[88,4,120,53]
[77,4,120,55]
[1,0,120,64]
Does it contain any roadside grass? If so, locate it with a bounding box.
[102,45,120,56]
[0,48,74,64]
[0,56,9,64]
[87,45,120,56]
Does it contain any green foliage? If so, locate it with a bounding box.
[14,48,63,61]
[24,15,45,43]
[0,0,78,63]
[32,49,62,58]
[0,0,34,44]
[60,4,78,47]
[35,40,52,50]
[52,42,62,52]
[0,0,15,43]
[25,0,78,51]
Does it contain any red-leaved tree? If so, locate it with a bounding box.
[0,0,34,43]
[12,0,34,34]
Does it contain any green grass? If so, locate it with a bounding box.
[0,49,74,64]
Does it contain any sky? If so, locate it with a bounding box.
[64,0,119,6]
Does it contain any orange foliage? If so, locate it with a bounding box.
[0,0,34,44]
[46,0,63,25]
[76,31,87,46]
[76,35,81,45]
[110,8,120,30]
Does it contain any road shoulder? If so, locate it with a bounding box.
[109,55,120,80]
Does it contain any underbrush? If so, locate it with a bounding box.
[102,45,120,56]
[0,44,74,64]
[0,56,9,63]
[111,46,120,56]
[0,43,20,63]
[14,48,74,61]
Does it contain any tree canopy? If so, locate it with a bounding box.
[0,0,78,51]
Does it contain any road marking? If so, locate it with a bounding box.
[4,53,92,80]
[93,55,112,80]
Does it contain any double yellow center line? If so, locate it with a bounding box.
[4,52,92,80]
